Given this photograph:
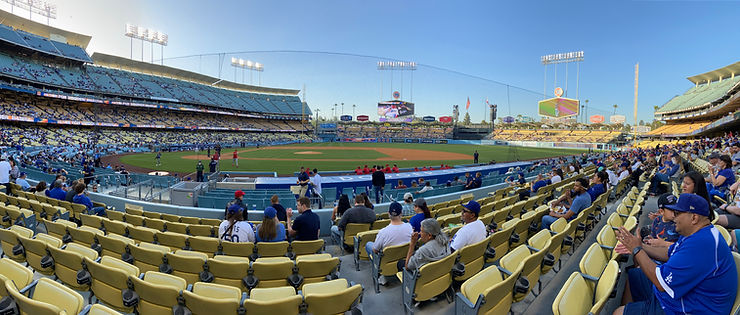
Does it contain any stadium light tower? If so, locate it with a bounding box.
[352,104,356,118]
[230,57,263,85]
[3,0,57,25]
[541,51,584,100]
[377,61,417,102]
[125,24,168,65]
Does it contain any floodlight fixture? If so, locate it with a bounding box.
[125,23,168,46]
[230,57,264,71]
[377,61,417,71]
[541,51,584,65]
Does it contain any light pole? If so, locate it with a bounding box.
[333,104,338,121]
[341,103,344,116]
[584,100,589,124]
[352,104,356,118]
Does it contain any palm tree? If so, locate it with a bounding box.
[613,104,618,115]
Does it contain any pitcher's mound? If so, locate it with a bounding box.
[294,151,323,155]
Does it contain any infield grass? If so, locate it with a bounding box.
[118,142,587,175]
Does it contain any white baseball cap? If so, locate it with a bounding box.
[404,192,413,201]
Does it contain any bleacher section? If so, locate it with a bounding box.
[646,122,710,136]
[0,24,92,62]
[655,75,740,115]
[337,122,453,139]
[490,128,622,143]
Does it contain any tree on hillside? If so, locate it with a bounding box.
[639,120,645,126]
[463,112,471,125]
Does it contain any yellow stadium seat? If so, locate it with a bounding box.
[129,271,187,315]
[302,278,364,315]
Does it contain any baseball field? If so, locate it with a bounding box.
[115,142,587,176]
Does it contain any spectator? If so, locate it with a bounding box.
[15,172,30,191]
[541,178,592,229]
[372,165,386,203]
[219,203,255,243]
[331,194,375,247]
[645,193,680,246]
[474,172,482,188]
[72,184,106,216]
[416,181,434,195]
[355,166,363,175]
[297,167,310,198]
[47,180,66,201]
[409,197,432,232]
[587,171,607,202]
[0,155,9,192]
[401,192,414,216]
[33,181,47,197]
[66,180,82,202]
[270,195,287,222]
[311,168,322,208]
[449,200,486,252]
[287,197,320,241]
[706,155,735,202]
[196,161,204,182]
[399,218,450,271]
[550,169,563,184]
[613,193,737,315]
[332,194,352,221]
[522,173,548,200]
[366,202,412,285]
[255,207,286,242]
[396,180,407,189]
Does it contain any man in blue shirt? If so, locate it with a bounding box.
[650,155,680,195]
[72,184,106,216]
[541,178,592,229]
[47,180,67,201]
[286,197,320,241]
[614,193,737,315]
[15,172,30,191]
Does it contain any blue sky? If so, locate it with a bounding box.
[6,0,740,123]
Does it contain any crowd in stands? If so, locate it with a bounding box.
[337,122,453,139]
[490,128,622,143]
[0,51,308,115]
[0,91,310,132]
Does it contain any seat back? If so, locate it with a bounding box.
[580,243,609,280]
[252,256,295,288]
[460,264,521,315]
[5,277,84,315]
[354,230,378,262]
[0,258,34,296]
[128,226,157,244]
[97,233,135,258]
[243,286,302,315]
[18,234,61,275]
[129,243,170,273]
[102,220,132,236]
[188,236,220,257]
[208,255,251,292]
[85,256,140,312]
[296,253,340,286]
[303,279,363,315]
[290,239,324,256]
[47,242,98,290]
[256,241,289,257]
[454,235,490,281]
[130,271,187,315]
[43,218,74,240]
[377,242,409,276]
[182,282,242,315]
[189,224,214,237]
[167,221,189,234]
[156,231,188,251]
[343,223,371,246]
[220,240,254,257]
[590,261,619,315]
[486,224,516,263]
[68,225,103,247]
[168,250,208,285]
[413,252,457,301]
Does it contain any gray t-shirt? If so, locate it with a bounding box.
[407,238,450,270]
[337,206,375,230]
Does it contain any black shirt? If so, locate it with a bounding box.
[371,170,385,187]
[292,209,320,241]
[272,203,287,222]
[298,172,309,186]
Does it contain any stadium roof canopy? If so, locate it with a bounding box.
[687,61,740,84]
[91,52,300,96]
[0,9,91,48]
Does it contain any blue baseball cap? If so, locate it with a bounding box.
[388,202,403,216]
[461,200,481,215]
[264,206,277,218]
[664,193,709,217]
[227,203,243,214]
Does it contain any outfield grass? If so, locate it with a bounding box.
[118,143,587,175]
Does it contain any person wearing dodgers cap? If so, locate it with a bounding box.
[255,206,286,243]
[402,192,415,216]
[614,193,737,315]
[449,200,486,252]
[365,202,413,277]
